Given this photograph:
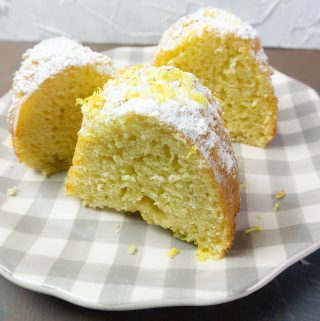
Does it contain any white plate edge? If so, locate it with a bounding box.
[0,242,319,310]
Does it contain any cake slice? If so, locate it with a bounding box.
[65,65,240,260]
[8,37,117,174]
[154,8,278,147]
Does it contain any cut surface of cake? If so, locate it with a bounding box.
[154,8,278,147]
[65,65,240,260]
[8,37,117,174]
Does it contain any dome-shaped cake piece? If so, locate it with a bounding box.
[8,37,117,174]
[65,65,240,260]
[154,8,278,147]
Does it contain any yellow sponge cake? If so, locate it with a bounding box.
[65,65,240,260]
[8,37,117,174]
[154,8,277,147]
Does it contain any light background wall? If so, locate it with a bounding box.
[0,0,319,49]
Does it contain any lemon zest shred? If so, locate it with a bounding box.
[168,247,180,258]
[275,190,286,199]
[273,202,281,211]
[186,146,197,159]
[240,182,246,189]
[244,226,263,234]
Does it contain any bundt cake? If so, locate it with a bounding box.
[8,37,117,174]
[154,8,277,147]
[65,65,240,260]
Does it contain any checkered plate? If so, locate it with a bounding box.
[0,46,319,310]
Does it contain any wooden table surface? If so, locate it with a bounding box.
[0,42,319,321]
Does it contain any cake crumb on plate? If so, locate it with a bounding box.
[128,244,137,255]
[273,202,281,211]
[275,190,286,199]
[113,224,121,235]
[240,182,246,189]
[7,186,18,197]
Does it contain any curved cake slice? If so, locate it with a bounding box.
[65,65,240,260]
[8,37,117,174]
[154,8,277,147]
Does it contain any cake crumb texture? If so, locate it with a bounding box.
[65,65,240,260]
[154,7,278,147]
[8,37,117,174]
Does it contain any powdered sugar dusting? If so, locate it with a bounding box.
[8,37,117,133]
[156,7,269,73]
[94,65,237,178]
[251,46,270,74]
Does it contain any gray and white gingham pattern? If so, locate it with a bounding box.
[0,46,319,310]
